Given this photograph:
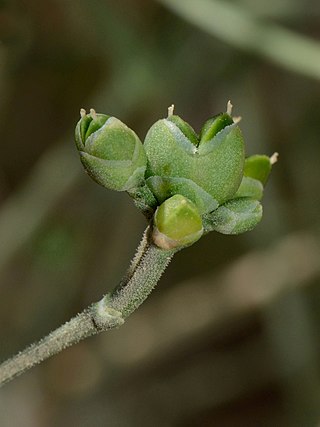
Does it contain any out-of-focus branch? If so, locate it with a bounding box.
[158,0,320,80]
[0,145,80,273]
[0,1,161,276]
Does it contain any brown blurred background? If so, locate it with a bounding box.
[1,0,320,426]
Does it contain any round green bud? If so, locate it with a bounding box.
[75,109,147,191]
[153,194,203,250]
[144,115,244,213]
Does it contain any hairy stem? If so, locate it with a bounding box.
[0,228,175,387]
[0,310,98,387]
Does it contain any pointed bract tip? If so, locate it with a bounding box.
[167,104,175,117]
[233,115,242,124]
[80,108,86,118]
[226,100,233,116]
[270,152,279,165]
[90,108,97,120]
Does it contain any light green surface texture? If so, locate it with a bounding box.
[204,197,263,235]
[235,176,264,200]
[75,115,147,191]
[154,195,203,246]
[144,119,245,209]
[244,155,272,185]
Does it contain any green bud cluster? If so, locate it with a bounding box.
[75,105,277,249]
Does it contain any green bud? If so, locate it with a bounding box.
[199,112,234,144]
[153,194,203,250]
[203,197,262,235]
[244,155,272,185]
[235,176,263,200]
[75,109,147,191]
[167,115,199,146]
[235,153,278,201]
[144,115,244,214]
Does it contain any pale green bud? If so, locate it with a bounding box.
[235,153,278,200]
[203,197,262,235]
[167,114,199,146]
[199,112,234,144]
[235,176,264,200]
[75,109,147,191]
[153,194,203,250]
[244,154,272,185]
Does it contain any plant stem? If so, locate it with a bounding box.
[0,228,175,387]
[0,310,98,387]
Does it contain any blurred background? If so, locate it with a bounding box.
[1,0,320,426]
